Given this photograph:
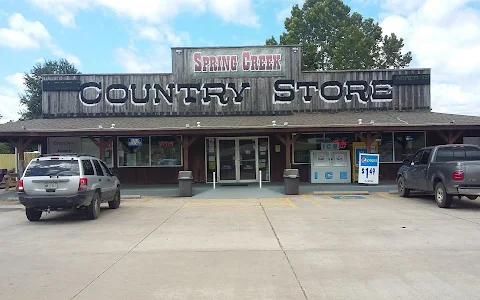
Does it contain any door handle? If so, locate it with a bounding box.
[99,179,102,181]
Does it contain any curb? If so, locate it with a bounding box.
[388,190,398,194]
[313,191,370,195]
[122,195,142,199]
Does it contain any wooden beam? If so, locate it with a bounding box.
[276,134,287,145]
[186,136,198,148]
[89,136,100,148]
[437,131,449,143]
[356,133,367,144]
[449,130,464,144]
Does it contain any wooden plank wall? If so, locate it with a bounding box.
[42,46,431,117]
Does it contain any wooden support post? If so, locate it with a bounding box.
[112,137,118,168]
[182,136,198,171]
[286,134,292,169]
[8,137,34,178]
[276,133,296,169]
[99,136,105,160]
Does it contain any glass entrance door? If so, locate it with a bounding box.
[218,140,236,181]
[239,139,257,180]
[216,138,259,182]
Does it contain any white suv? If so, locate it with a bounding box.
[17,153,121,221]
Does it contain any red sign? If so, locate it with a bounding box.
[333,140,348,149]
[160,141,174,147]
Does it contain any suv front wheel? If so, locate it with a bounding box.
[26,208,42,221]
[108,190,121,209]
[86,192,101,220]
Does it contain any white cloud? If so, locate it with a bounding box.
[115,47,172,73]
[0,73,25,123]
[0,13,50,49]
[276,0,304,23]
[379,0,480,116]
[0,13,81,66]
[28,0,260,28]
[136,25,190,46]
[5,73,25,92]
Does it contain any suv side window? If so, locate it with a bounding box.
[411,150,423,164]
[420,149,432,165]
[82,159,95,176]
[99,160,113,177]
[92,159,104,176]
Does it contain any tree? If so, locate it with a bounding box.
[268,0,412,71]
[19,59,80,120]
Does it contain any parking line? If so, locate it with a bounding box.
[377,193,395,200]
[284,197,297,208]
[302,194,322,208]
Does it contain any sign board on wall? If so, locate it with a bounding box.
[358,153,379,184]
[47,137,81,153]
[181,47,287,78]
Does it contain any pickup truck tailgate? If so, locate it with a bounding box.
[465,161,480,186]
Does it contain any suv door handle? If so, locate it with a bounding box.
[99,179,102,181]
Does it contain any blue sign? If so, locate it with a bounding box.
[314,172,318,180]
[128,137,143,147]
[360,154,378,167]
[340,172,348,179]
[330,195,366,200]
[325,172,333,179]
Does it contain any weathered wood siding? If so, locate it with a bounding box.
[42,46,431,117]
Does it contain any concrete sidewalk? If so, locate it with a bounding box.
[1,193,480,299]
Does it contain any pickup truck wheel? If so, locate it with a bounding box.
[466,195,478,200]
[397,177,410,197]
[108,190,121,209]
[26,208,42,221]
[435,182,453,208]
[86,192,101,220]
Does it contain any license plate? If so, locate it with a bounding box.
[44,183,58,189]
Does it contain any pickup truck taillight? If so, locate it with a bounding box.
[78,178,88,191]
[452,170,465,181]
[17,180,24,192]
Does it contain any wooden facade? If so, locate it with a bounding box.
[42,46,431,118]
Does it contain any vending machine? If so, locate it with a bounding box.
[310,149,351,184]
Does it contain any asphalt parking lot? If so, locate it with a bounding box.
[1,192,480,300]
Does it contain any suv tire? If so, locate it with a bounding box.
[26,208,42,221]
[397,176,410,197]
[86,192,101,220]
[435,182,453,208]
[108,190,121,209]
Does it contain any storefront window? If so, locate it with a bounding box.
[377,133,394,162]
[118,137,150,167]
[324,133,357,151]
[81,137,113,167]
[293,134,324,164]
[150,136,182,166]
[394,132,426,162]
[258,137,270,181]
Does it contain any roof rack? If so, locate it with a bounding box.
[38,153,97,158]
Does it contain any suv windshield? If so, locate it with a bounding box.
[24,160,80,177]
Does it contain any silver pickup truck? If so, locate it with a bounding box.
[397,144,480,208]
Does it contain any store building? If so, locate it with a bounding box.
[1,45,480,185]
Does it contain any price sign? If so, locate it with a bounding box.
[358,153,379,184]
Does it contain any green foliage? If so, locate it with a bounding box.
[19,58,80,120]
[268,0,412,71]
[0,143,13,154]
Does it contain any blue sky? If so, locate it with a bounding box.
[1,0,480,122]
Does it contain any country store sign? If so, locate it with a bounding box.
[73,79,397,106]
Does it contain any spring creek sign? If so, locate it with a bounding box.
[78,79,394,107]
